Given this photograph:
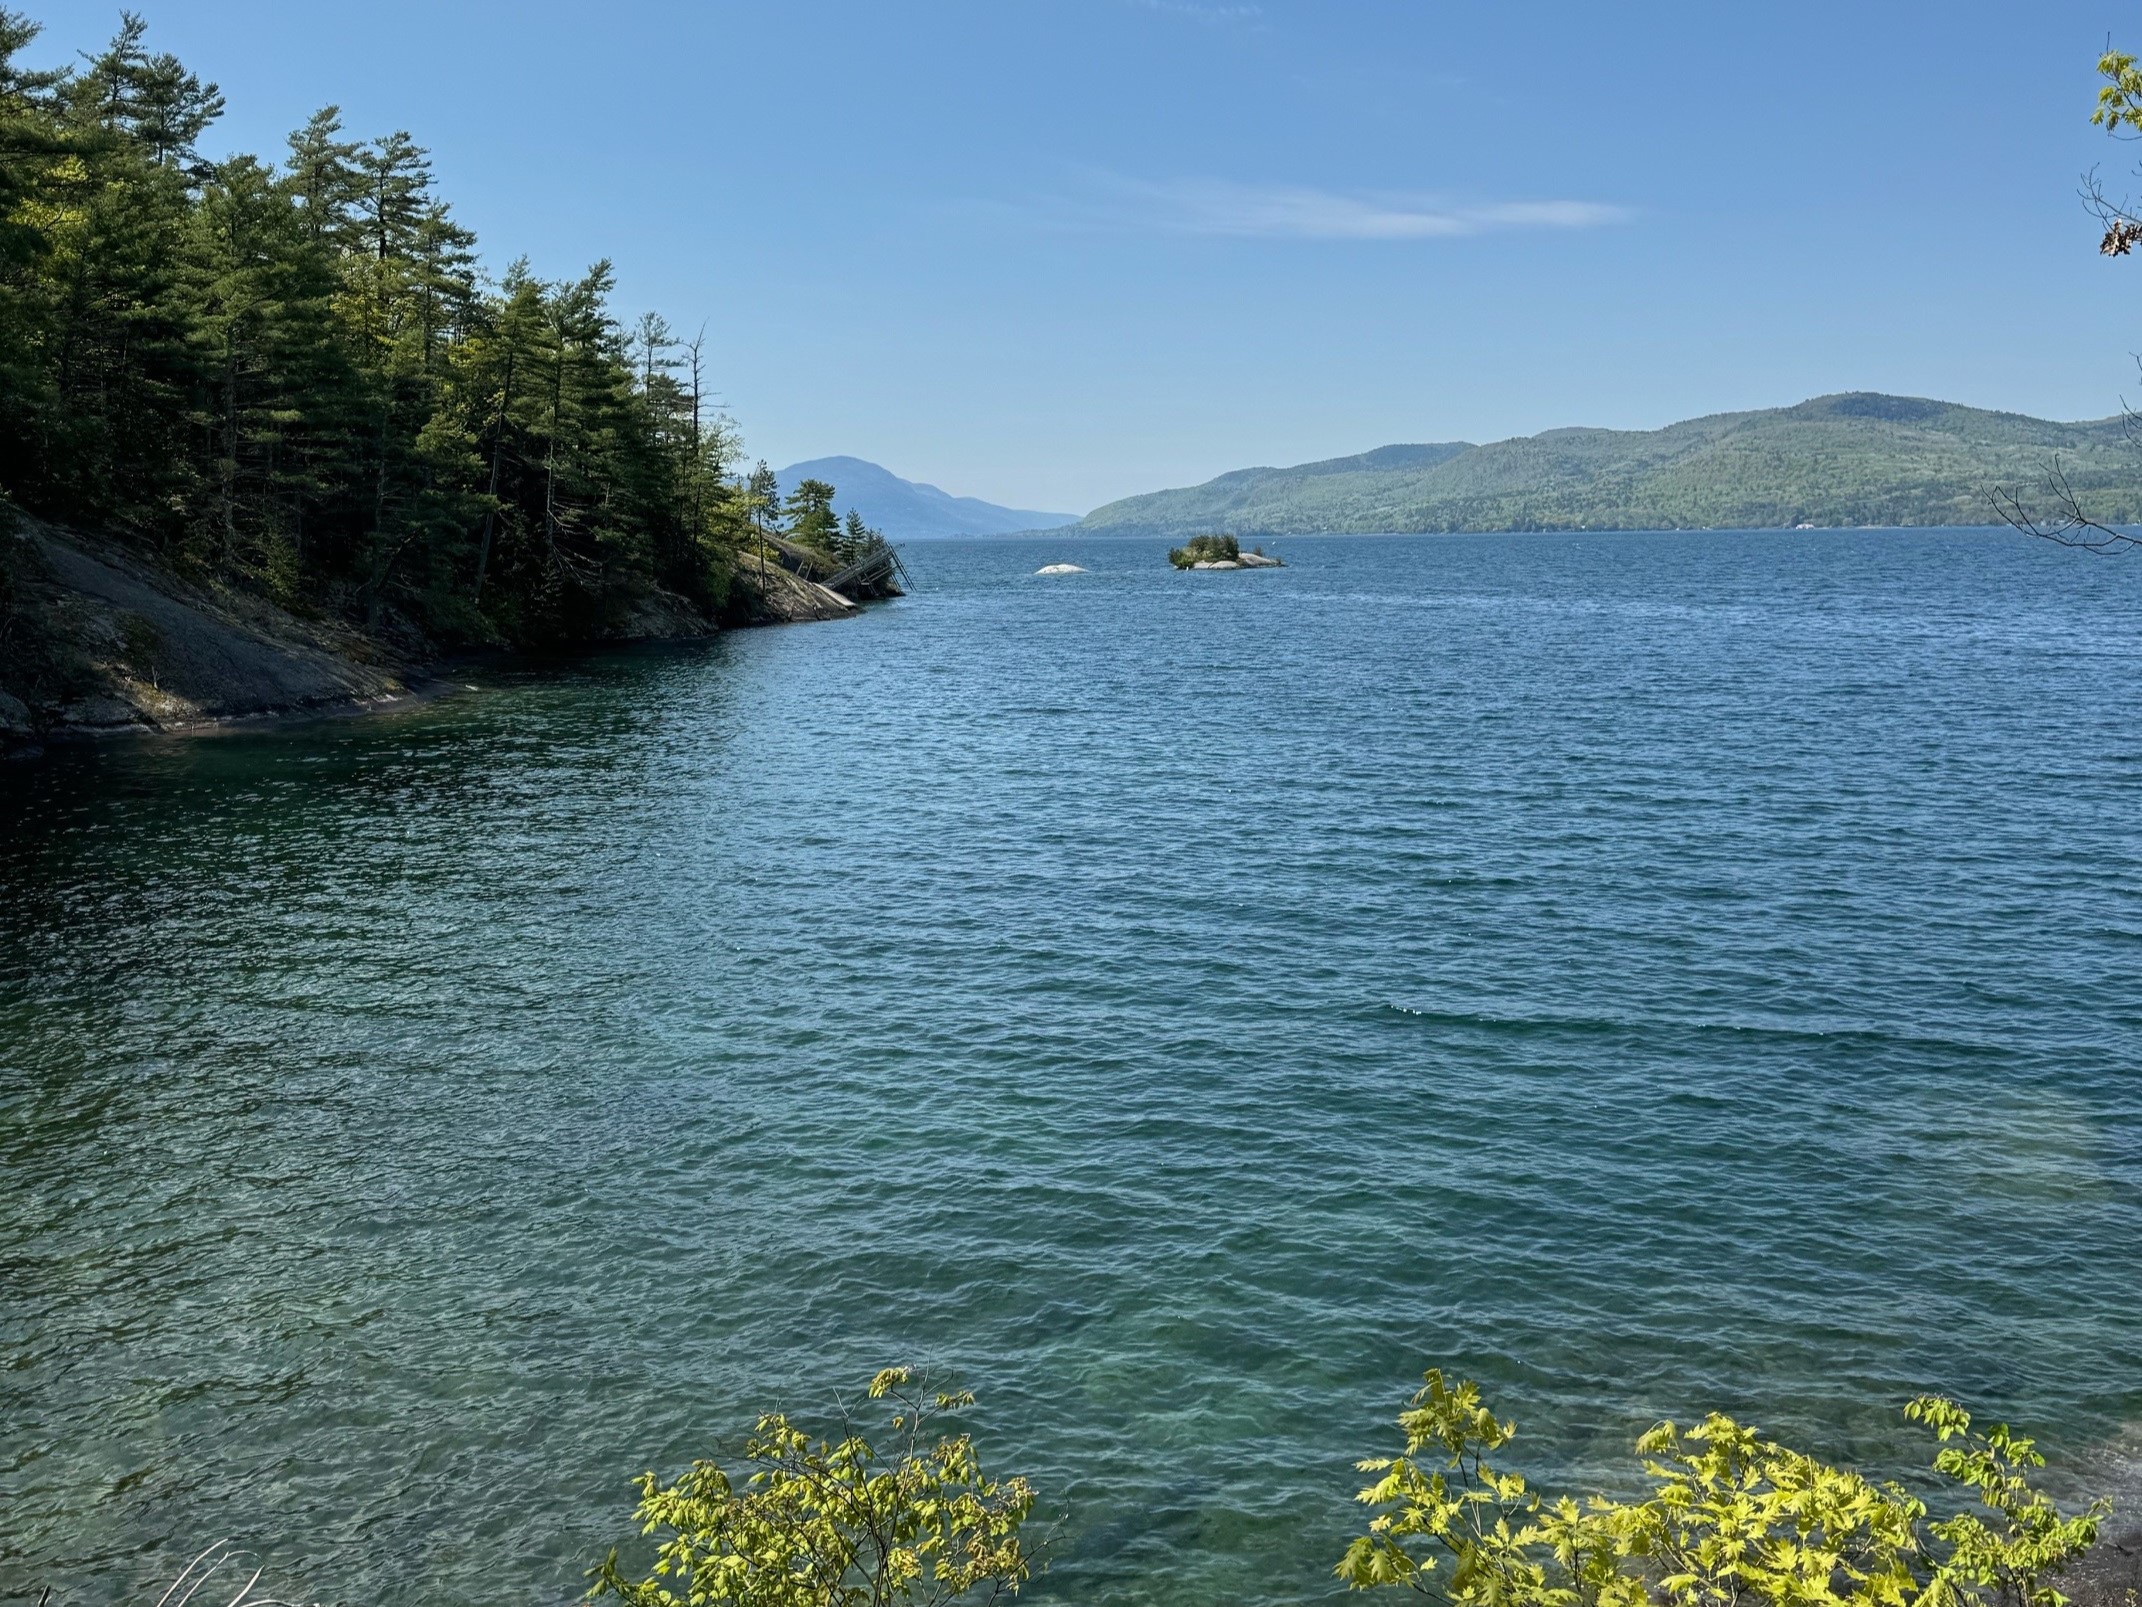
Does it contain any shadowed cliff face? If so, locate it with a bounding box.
[0,518,882,753]
[0,518,415,749]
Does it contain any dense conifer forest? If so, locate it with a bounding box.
[0,10,858,648]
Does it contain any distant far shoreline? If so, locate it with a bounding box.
[966,521,2041,541]
[1063,392,2141,541]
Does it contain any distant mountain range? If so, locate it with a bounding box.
[1075,394,2142,537]
[776,456,1079,540]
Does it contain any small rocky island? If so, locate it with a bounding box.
[1167,534,1284,571]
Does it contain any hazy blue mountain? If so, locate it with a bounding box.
[1075,394,2142,536]
[776,456,1079,539]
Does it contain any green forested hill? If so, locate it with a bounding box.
[1075,395,2142,536]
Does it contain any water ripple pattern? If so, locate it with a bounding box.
[2,530,2139,1606]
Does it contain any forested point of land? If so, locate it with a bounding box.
[0,10,879,658]
[1076,394,2142,538]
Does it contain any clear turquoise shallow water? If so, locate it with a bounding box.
[3,529,2140,1606]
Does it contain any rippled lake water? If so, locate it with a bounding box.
[3,530,2140,1606]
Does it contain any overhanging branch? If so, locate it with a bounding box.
[1990,455,2141,554]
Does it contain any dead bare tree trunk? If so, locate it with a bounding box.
[473,350,514,603]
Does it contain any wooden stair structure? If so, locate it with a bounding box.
[742,533,908,623]
[819,539,909,598]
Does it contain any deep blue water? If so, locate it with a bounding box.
[3,529,2139,1607]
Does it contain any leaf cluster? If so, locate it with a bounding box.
[2092,51,2142,138]
[1339,1373,2107,1607]
[591,1369,1037,1607]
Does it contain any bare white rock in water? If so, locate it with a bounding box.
[1191,559,1242,570]
[1036,563,1087,574]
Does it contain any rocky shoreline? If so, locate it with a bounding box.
[1187,550,1284,570]
[0,517,882,757]
[1167,533,1284,571]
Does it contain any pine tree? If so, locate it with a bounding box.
[783,477,840,555]
[0,13,768,646]
[841,508,873,561]
[0,10,71,496]
[286,107,361,248]
[33,18,205,533]
[70,13,222,163]
[745,460,780,535]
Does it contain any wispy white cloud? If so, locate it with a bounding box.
[1038,174,1632,241]
[1123,0,1264,21]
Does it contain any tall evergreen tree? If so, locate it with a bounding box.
[841,508,873,561]
[0,12,800,646]
[745,460,780,536]
[783,477,840,554]
[286,106,361,247]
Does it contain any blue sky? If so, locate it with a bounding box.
[21,0,2142,510]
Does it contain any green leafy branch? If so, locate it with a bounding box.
[590,1368,1037,1607]
[1341,1373,2107,1607]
